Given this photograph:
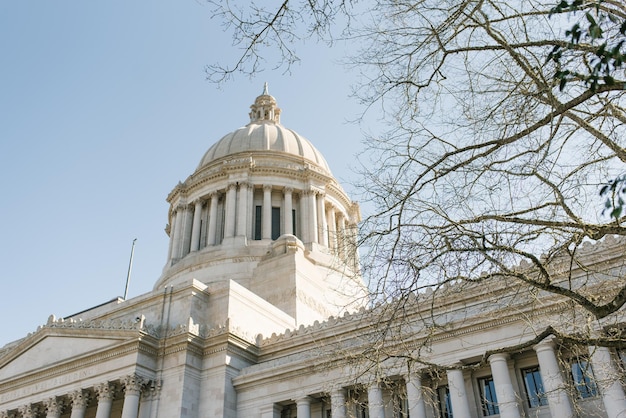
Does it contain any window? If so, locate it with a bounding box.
[254,206,262,240]
[522,366,547,407]
[571,358,598,399]
[271,207,281,239]
[478,376,499,416]
[437,386,453,418]
[292,208,297,237]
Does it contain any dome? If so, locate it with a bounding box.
[197,84,332,174]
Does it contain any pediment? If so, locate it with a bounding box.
[0,331,131,381]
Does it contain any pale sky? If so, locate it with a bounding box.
[0,1,375,346]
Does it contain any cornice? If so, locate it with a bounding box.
[0,338,146,392]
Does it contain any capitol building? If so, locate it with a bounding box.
[1,87,626,418]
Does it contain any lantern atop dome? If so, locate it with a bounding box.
[249,82,281,124]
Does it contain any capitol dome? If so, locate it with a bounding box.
[197,84,331,174]
[156,86,366,323]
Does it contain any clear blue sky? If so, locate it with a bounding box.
[0,1,375,346]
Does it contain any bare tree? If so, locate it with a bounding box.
[210,3,626,413]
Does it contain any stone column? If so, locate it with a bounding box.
[262,185,273,239]
[367,382,385,418]
[189,200,203,252]
[533,338,574,418]
[330,388,347,418]
[69,390,89,418]
[121,375,144,418]
[237,183,249,237]
[94,383,114,418]
[296,397,312,418]
[44,397,63,418]
[589,345,626,418]
[406,371,427,418]
[327,205,337,251]
[166,210,176,261]
[300,191,310,242]
[181,204,193,256]
[171,205,184,259]
[284,187,293,235]
[138,381,160,418]
[336,212,346,258]
[18,405,34,418]
[488,353,521,418]
[447,368,471,418]
[309,191,318,243]
[224,183,237,238]
[207,192,218,245]
[317,193,328,246]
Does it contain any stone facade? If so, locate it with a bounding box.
[1,87,625,418]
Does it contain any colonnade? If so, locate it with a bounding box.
[167,184,357,264]
[1,374,157,418]
[265,340,626,418]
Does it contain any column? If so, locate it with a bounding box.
[330,388,347,418]
[138,381,160,418]
[447,368,471,418]
[44,397,62,418]
[309,191,318,243]
[18,405,34,418]
[181,204,193,256]
[296,397,312,418]
[207,192,218,245]
[368,382,385,418]
[533,338,574,418]
[247,185,254,239]
[317,193,328,245]
[488,353,521,418]
[327,205,337,251]
[336,212,346,258]
[589,345,626,418]
[69,390,88,418]
[95,383,114,418]
[534,339,575,416]
[121,375,144,418]
[236,183,249,237]
[284,187,293,235]
[171,206,184,259]
[406,371,427,418]
[224,183,237,238]
[300,191,310,242]
[189,200,203,252]
[262,185,272,239]
[166,211,177,261]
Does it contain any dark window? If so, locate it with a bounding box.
[479,376,499,416]
[571,358,598,399]
[272,207,281,239]
[437,386,452,418]
[254,206,262,240]
[523,366,547,407]
[292,209,297,237]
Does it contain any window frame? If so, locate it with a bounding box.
[478,376,500,416]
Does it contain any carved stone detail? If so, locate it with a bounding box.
[43,397,63,415]
[122,374,145,396]
[69,389,89,409]
[17,405,34,418]
[94,382,115,401]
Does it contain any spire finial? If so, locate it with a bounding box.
[249,84,281,124]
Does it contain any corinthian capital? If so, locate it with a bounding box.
[122,374,146,396]
[43,397,63,415]
[69,389,89,409]
[94,382,115,401]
